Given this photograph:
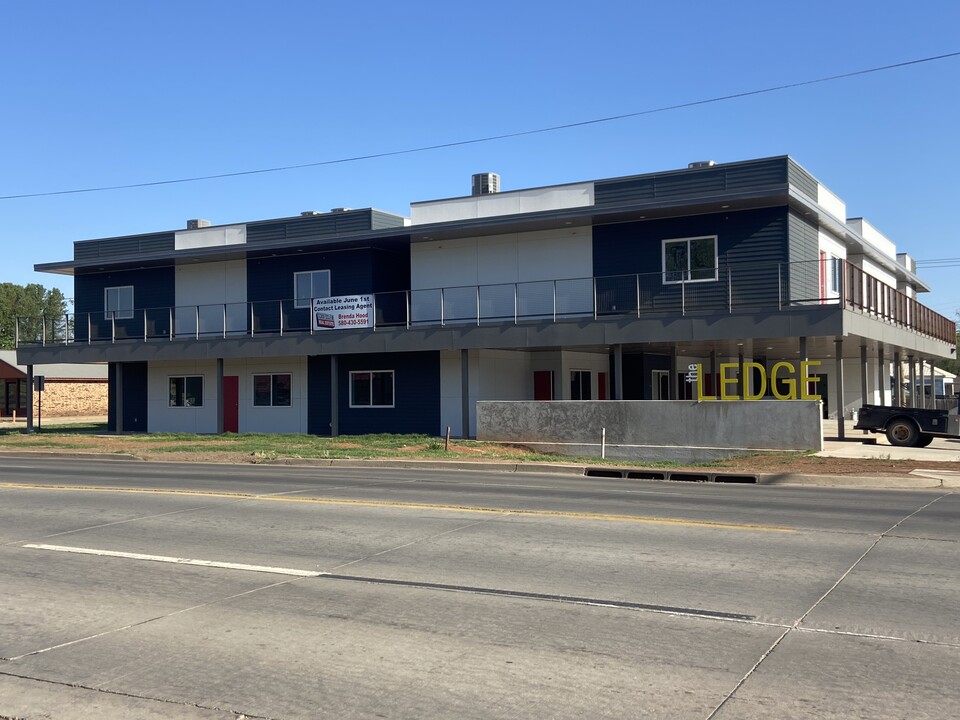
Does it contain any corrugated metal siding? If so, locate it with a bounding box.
[371,210,407,230]
[74,232,175,262]
[595,158,789,206]
[787,160,818,201]
[786,210,820,302]
[247,210,402,245]
[246,223,286,244]
[592,207,789,312]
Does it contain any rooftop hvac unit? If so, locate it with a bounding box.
[186,219,211,229]
[471,172,500,196]
[687,160,717,169]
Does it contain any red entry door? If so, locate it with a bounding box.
[533,371,554,400]
[223,376,239,433]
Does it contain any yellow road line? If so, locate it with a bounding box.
[0,482,792,532]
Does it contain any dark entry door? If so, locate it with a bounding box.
[223,376,239,433]
[533,371,554,400]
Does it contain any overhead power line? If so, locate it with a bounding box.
[2,50,959,201]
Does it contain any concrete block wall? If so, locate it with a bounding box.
[477,400,823,462]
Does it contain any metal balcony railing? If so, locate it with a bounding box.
[15,260,957,347]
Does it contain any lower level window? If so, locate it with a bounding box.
[571,370,591,400]
[253,374,291,406]
[169,376,203,407]
[350,370,394,408]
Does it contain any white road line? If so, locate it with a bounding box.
[23,543,323,577]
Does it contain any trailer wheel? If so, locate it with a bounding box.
[886,418,920,447]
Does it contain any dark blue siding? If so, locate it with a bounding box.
[307,352,440,436]
[248,246,410,332]
[338,352,440,435]
[307,355,332,435]
[592,208,789,313]
[75,268,175,341]
[108,361,148,432]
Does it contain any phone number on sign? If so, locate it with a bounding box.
[338,316,370,326]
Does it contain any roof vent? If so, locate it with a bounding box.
[301,211,322,216]
[330,207,352,213]
[186,219,211,229]
[687,160,716,169]
[471,172,500,196]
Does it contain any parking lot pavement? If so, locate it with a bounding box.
[819,418,960,462]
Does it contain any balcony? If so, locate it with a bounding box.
[15,260,956,347]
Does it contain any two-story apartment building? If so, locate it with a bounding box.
[16,156,956,437]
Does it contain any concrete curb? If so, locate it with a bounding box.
[1,450,950,488]
[0,450,141,462]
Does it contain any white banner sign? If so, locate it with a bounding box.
[312,295,374,331]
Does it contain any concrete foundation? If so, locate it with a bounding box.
[477,400,823,462]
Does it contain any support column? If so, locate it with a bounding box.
[737,348,745,400]
[709,350,717,397]
[835,338,845,440]
[894,351,902,406]
[859,345,868,405]
[919,358,926,409]
[908,355,916,408]
[613,344,623,401]
[330,356,339,437]
[461,349,470,439]
[216,358,224,434]
[26,365,34,434]
[116,363,124,433]
[876,345,886,406]
[669,348,678,400]
[860,345,868,433]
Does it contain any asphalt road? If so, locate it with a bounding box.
[1,459,958,719]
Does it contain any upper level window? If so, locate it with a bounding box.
[294,270,331,309]
[253,373,291,407]
[826,255,842,294]
[662,236,718,284]
[105,286,134,320]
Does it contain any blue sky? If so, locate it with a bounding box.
[2,1,958,318]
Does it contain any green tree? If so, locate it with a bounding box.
[933,313,960,377]
[0,283,68,349]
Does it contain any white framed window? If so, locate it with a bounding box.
[105,286,134,320]
[294,269,331,309]
[169,376,203,407]
[350,370,394,408]
[662,236,718,284]
[253,373,291,407]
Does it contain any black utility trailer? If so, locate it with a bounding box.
[855,404,960,447]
